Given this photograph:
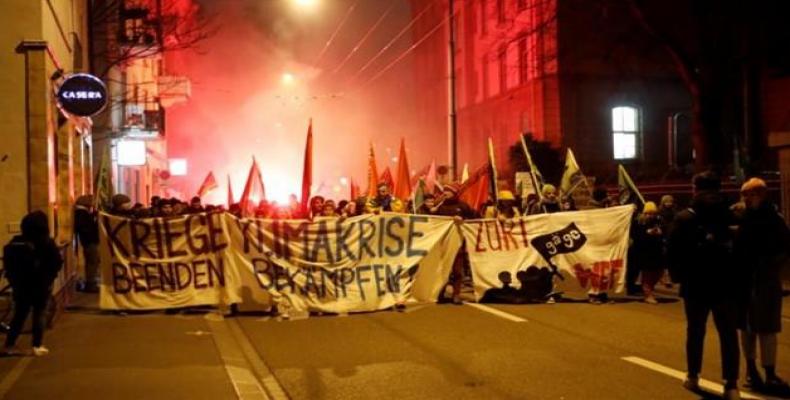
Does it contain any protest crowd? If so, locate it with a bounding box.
[4,134,788,400]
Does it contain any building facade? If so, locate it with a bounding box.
[0,0,93,247]
[90,0,192,205]
[411,0,692,182]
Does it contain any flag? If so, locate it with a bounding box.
[300,119,313,216]
[227,174,235,206]
[366,143,379,197]
[197,171,219,198]
[520,135,544,200]
[559,148,590,197]
[459,164,490,211]
[410,163,431,187]
[487,137,499,203]
[393,138,411,200]
[93,145,113,210]
[239,157,266,216]
[350,177,361,200]
[412,178,426,213]
[425,160,437,194]
[460,163,469,184]
[379,167,394,189]
[617,164,645,206]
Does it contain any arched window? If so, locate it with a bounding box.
[611,106,639,160]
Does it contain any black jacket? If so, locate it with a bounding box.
[3,211,63,294]
[734,202,789,333]
[74,206,99,246]
[668,191,737,301]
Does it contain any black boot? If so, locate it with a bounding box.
[745,360,764,389]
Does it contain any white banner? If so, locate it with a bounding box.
[228,213,462,314]
[98,212,242,310]
[461,206,634,302]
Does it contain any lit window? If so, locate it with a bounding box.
[612,106,639,160]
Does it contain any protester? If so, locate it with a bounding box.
[590,187,609,209]
[2,211,63,356]
[110,194,132,216]
[160,199,176,217]
[668,171,741,399]
[320,200,338,217]
[496,190,521,219]
[630,201,665,304]
[188,196,204,213]
[659,195,677,225]
[365,183,404,213]
[309,196,325,219]
[74,195,100,293]
[530,184,561,214]
[432,183,476,305]
[734,177,789,391]
[416,193,437,215]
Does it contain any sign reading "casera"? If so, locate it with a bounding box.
[57,73,108,117]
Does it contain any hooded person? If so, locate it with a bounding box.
[630,201,666,304]
[734,177,789,390]
[2,211,63,356]
[74,195,99,292]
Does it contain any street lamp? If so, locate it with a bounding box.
[292,0,318,9]
[281,72,295,85]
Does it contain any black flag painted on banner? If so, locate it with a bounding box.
[530,223,588,279]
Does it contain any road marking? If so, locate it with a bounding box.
[622,356,764,400]
[207,317,271,400]
[226,319,289,400]
[465,303,528,322]
[0,357,32,397]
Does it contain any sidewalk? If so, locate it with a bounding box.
[0,293,237,400]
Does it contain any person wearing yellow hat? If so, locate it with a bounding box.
[629,201,665,304]
[735,177,788,389]
[485,190,521,220]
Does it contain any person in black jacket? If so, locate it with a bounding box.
[668,171,741,400]
[74,195,99,292]
[433,184,476,305]
[734,178,789,390]
[2,211,63,356]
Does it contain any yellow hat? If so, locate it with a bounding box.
[542,184,557,195]
[642,201,658,214]
[498,190,515,201]
[740,177,767,193]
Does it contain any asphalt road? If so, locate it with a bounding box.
[0,289,788,400]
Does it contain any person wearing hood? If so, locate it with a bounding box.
[365,183,404,214]
[668,171,741,399]
[2,211,63,356]
[734,178,789,390]
[110,194,132,216]
[74,195,99,292]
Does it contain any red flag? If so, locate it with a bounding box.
[239,157,266,216]
[379,166,394,189]
[227,174,234,206]
[366,143,379,197]
[459,164,490,211]
[197,172,218,198]
[425,160,437,194]
[393,138,411,200]
[410,163,431,187]
[300,119,313,216]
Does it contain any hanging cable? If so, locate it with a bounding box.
[331,2,396,75]
[347,1,435,84]
[314,0,360,66]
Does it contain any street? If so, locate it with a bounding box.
[1,287,788,400]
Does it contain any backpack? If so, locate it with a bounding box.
[3,237,41,288]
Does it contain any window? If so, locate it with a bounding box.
[480,0,487,36]
[612,106,639,160]
[518,36,528,84]
[497,0,505,24]
[517,0,528,11]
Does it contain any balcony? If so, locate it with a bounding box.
[121,102,165,139]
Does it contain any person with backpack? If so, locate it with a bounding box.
[734,178,789,391]
[668,171,741,400]
[2,211,63,356]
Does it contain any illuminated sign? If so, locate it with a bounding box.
[57,73,108,117]
[169,159,188,176]
[117,141,147,166]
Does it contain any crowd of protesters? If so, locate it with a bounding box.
[5,166,786,399]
